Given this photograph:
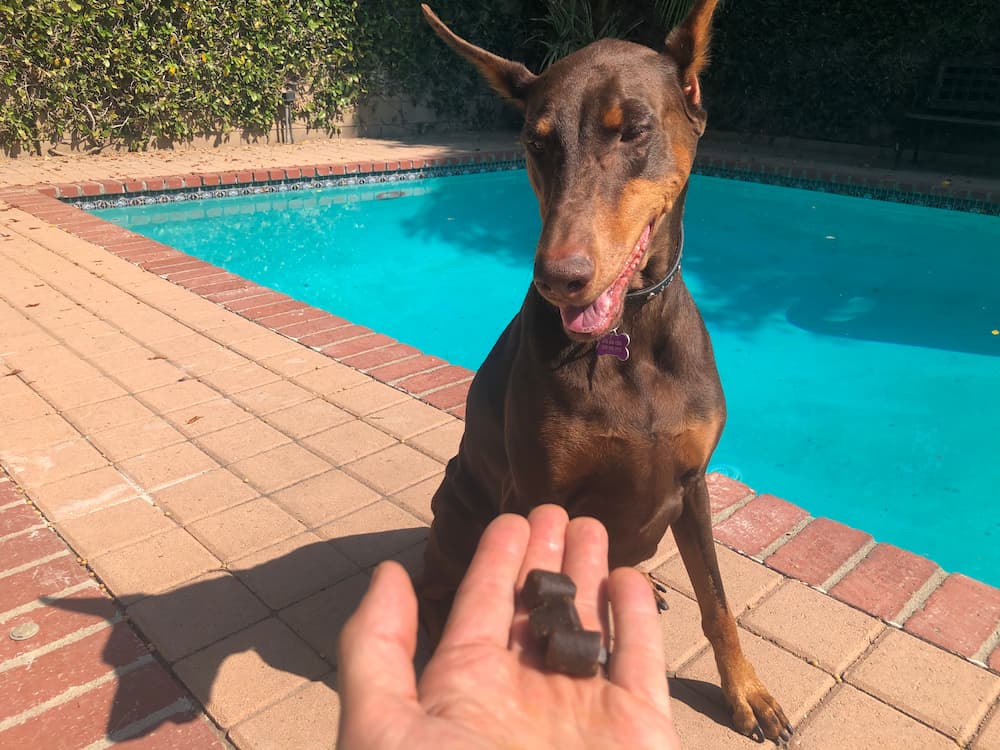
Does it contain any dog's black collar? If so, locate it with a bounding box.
[625,225,683,303]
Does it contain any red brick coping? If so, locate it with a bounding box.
[1,150,998,678]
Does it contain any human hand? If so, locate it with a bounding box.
[337,504,682,749]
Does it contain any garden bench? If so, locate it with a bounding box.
[894,58,1000,166]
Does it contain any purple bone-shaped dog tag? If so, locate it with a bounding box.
[596,331,630,361]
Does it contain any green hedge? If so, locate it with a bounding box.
[0,0,527,153]
[705,0,1000,143]
[2,1,996,153]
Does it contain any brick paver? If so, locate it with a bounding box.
[3,137,999,750]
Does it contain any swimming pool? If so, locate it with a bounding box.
[95,170,1000,586]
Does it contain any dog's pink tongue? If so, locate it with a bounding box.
[560,286,614,334]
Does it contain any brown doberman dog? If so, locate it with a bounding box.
[417,1,792,743]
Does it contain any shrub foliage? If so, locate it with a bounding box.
[1,0,997,153]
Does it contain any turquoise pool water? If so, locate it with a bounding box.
[95,170,1000,586]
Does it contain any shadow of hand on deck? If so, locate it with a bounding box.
[41,527,428,742]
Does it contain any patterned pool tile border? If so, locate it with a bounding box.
[46,147,1000,216]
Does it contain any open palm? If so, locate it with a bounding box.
[338,506,682,750]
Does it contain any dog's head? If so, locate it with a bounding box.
[422,1,719,340]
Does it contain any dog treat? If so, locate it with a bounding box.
[545,629,604,677]
[523,569,606,676]
[522,569,576,610]
[528,599,582,638]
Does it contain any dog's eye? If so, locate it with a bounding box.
[525,138,545,154]
[621,124,650,143]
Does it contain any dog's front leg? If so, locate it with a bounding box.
[671,475,793,743]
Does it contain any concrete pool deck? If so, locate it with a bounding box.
[1,134,999,749]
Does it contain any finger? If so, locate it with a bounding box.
[560,516,610,635]
[438,513,530,650]
[338,561,420,740]
[510,505,570,653]
[515,504,571,590]
[607,567,673,717]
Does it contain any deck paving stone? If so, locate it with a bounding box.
[973,706,1000,749]
[301,419,397,466]
[421,381,470,411]
[89,527,220,604]
[151,467,259,524]
[198,362,282,393]
[187,496,306,563]
[328,378,410,416]
[0,413,82,453]
[227,333,303,361]
[64,396,157,435]
[171,347,248,378]
[256,348,337,378]
[56,498,176,558]
[148,332,220,360]
[89,418,187,462]
[278,572,371,665]
[653,543,783,615]
[363,398,454,441]
[845,627,1000,743]
[31,464,138,521]
[228,442,331,494]
[126,570,270,663]
[262,398,354,439]
[405,419,463,462]
[657,588,710,672]
[668,682,767,749]
[228,676,341,750]
[87,345,162,375]
[317,499,428,569]
[793,684,955,749]
[230,532,359,610]
[741,580,884,674]
[389,473,443,525]
[228,379,313,414]
[194,418,291,464]
[173,617,328,730]
[118,441,218,491]
[270,469,379,529]
[138,378,220,414]
[111,359,190,393]
[167,398,254,438]
[343,443,444,496]
[291,360,370,396]
[679,628,836,727]
[4,437,110,490]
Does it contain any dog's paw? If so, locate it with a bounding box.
[645,571,670,612]
[727,679,794,745]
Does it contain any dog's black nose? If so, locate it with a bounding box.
[534,254,595,298]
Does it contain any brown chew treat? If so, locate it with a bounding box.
[521,569,577,610]
[545,629,603,677]
[528,599,582,638]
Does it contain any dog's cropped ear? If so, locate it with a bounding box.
[664,0,720,113]
[422,4,536,108]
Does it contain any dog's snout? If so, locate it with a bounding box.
[534,254,595,298]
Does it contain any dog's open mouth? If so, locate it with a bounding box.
[559,221,653,338]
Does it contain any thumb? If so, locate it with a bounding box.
[337,561,421,747]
